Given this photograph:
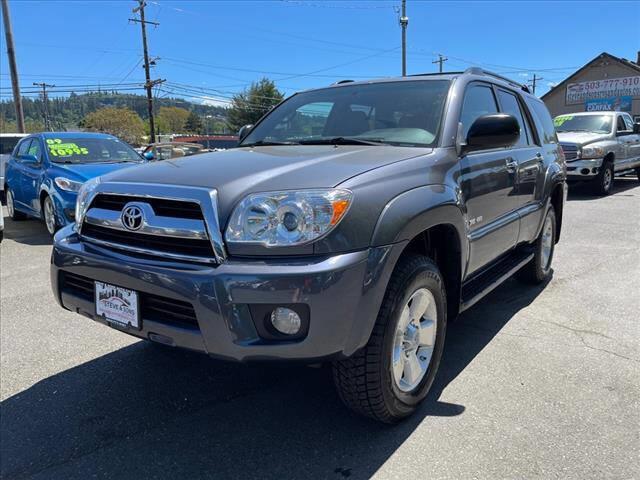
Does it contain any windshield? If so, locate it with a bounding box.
[554,115,613,134]
[45,137,142,164]
[241,80,451,148]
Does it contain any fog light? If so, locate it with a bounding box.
[270,307,301,335]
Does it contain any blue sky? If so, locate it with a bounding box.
[1,0,639,106]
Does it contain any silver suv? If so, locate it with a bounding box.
[555,111,640,195]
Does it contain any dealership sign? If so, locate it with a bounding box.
[585,96,632,112]
[566,76,640,104]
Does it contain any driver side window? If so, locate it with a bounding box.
[27,139,42,163]
[460,84,499,139]
[616,116,629,133]
[16,139,32,158]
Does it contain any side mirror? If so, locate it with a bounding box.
[143,151,154,161]
[20,154,39,165]
[465,114,520,153]
[633,123,640,134]
[238,124,253,142]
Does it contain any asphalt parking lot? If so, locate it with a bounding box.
[1,178,639,480]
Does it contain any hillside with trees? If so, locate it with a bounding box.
[0,91,228,134]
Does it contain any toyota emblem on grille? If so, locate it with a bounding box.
[121,204,144,231]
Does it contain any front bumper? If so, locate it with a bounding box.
[566,159,603,178]
[51,226,403,362]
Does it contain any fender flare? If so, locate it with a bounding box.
[370,184,468,269]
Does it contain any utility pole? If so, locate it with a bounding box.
[399,0,408,76]
[432,54,448,73]
[528,73,543,94]
[1,0,25,132]
[33,82,54,131]
[130,0,162,143]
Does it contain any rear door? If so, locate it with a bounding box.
[621,113,640,167]
[458,82,520,276]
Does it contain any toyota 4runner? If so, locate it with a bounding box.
[51,68,567,422]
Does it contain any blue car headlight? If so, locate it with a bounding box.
[54,177,83,192]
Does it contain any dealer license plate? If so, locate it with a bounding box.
[95,281,140,329]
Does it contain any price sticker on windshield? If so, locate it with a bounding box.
[46,138,89,157]
[553,115,573,127]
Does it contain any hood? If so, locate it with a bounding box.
[557,131,611,146]
[102,145,432,215]
[53,161,142,182]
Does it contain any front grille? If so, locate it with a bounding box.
[60,272,199,330]
[90,194,203,220]
[82,223,215,258]
[560,143,579,161]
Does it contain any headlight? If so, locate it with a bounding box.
[54,177,83,192]
[74,176,101,228]
[225,189,352,247]
[579,146,605,159]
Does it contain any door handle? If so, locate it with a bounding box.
[505,157,517,172]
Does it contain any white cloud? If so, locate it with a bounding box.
[198,96,229,108]
[518,72,530,78]
[547,81,558,88]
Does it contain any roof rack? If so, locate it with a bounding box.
[332,79,355,85]
[464,67,531,93]
[408,71,464,77]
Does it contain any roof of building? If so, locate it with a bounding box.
[541,52,640,100]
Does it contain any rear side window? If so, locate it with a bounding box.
[460,84,499,138]
[525,98,557,144]
[497,89,532,147]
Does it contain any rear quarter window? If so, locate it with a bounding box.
[525,98,558,144]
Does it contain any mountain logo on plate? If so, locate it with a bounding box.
[121,203,144,231]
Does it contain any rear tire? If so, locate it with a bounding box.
[6,188,26,220]
[332,255,447,423]
[517,206,556,285]
[592,160,614,196]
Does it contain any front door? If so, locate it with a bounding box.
[458,83,519,276]
[19,137,44,215]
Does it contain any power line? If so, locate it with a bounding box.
[528,74,543,95]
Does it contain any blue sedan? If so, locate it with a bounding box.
[4,132,144,235]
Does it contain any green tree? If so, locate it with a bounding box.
[226,78,284,132]
[83,107,145,144]
[185,111,203,134]
[156,106,190,133]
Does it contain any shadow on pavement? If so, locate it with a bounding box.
[1,275,549,479]
[567,176,639,201]
[1,213,52,246]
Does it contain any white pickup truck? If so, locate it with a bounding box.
[555,111,640,195]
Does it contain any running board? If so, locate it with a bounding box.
[460,250,534,312]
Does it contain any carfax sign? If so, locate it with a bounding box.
[566,76,640,104]
[585,96,633,112]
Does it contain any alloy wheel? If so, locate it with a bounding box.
[44,197,56,235]
[392,288,438,392]
[540,214,554,271]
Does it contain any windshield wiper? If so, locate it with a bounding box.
[241,140,300,147]
[299,136,388,146]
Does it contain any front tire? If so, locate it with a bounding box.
[333,255,447,423]
[592,160,614,196]
[6,188,26,220]
[42,195,59,236]
[517,206,556,284]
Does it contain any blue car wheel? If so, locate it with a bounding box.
[43,195,59,235]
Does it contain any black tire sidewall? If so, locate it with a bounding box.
[379,260,447,413]
[598,162,614,195]
[535,207,556,279]
[43,196,57,235]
